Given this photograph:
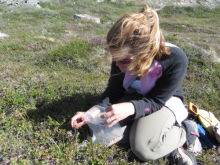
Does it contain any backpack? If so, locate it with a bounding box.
[188,102,220,144]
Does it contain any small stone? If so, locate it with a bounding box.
[73,14,100,24]
[95,0,104,2]
[0,32,9,38]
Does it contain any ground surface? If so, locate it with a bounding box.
[0,1,219,164]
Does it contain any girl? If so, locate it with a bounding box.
[71,6,197,165]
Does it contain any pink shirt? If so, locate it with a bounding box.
[119,60,162,95]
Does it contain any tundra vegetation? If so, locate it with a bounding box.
[0,0,219,164]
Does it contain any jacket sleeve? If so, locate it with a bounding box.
[130,47,188,119]
[97,62,125,107]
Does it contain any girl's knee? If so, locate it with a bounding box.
[131,142,159,161]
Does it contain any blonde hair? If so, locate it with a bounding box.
[107,6,170,76]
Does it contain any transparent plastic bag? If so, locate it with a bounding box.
[83,105,123,147]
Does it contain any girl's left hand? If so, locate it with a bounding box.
[101,102,135,128]
[71,111,87,129]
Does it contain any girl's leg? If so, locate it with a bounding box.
[130,107,186,161]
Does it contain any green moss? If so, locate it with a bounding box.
[126,2,135,7]
[164,36,179,43]
[183,56,220,112]
[37,39,95,68]
[160,22,187,32]
[158,6,220,18]
[0,41,26,52]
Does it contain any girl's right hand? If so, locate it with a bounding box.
[71,111,86,129]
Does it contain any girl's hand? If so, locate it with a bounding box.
[101,102,135,128]
[71,111,86,129]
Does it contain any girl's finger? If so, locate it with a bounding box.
[107,116,115,123]
[71,113,81,122]
[101,111,113,118]
[71,119,79,128]
[106,119,118,129]
[105,106,113,112]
